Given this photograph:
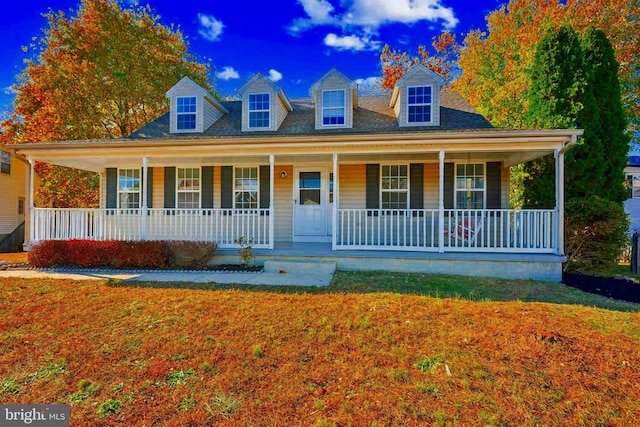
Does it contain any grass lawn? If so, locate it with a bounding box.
[1,274,639,426]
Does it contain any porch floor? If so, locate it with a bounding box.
[214,242,565,282]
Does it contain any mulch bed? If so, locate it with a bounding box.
[563,272,640,304]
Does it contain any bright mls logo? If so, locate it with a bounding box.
[1,405,69,426]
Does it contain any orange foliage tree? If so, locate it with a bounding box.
[380,31,461,90]
[0,0,211,207]
[453,0,640,130]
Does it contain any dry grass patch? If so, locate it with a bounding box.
[1,277,639,426]
[0,252,28,263]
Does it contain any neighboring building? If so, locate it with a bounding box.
[625,151,640,232]
[0,145,27,252]
[13,65,582,281]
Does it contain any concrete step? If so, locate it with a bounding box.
[263,260,337,275]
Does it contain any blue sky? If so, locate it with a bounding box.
[0,0,503,113]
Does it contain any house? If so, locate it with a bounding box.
[0,145,28,252]
[12,65,582,281]
[624,151,640,232]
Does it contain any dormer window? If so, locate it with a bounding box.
[322,90,346,126]
[249,93,270,129]
[176,96,197,130]
[407,86,432,124]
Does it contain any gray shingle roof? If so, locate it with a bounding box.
[127,92,492,140]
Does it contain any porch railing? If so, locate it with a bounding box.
[31,208,271,248]
[336,208,558,253]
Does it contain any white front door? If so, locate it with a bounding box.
[294,167,327,239]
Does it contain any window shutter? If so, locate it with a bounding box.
[366,164,380,210]
[106,168,117,209]
[486,162,502,209]
[409,163,424,209]
[444,163,454,209]
[221,166,233,209]
[201,166,214,209]
[164,167,176,208]
[145,167,153,208]
[259,165,270,209]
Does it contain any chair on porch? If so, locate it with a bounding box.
[445,215,483,246]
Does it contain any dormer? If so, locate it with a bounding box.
[239,73,293,132]
[389,64,445,127]
[166,76,228,134]
[310,68,358,130]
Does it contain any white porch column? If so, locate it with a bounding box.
[141,157,148,240]
[332,153,339,251]
[23,158,34,248]
[438,150,445,253]
[269,154,275,249]
[555,148,565,256]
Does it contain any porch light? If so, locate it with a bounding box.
[280,170,287,179]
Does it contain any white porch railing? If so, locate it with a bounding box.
[336,208,558,253]
[31,208,271,248]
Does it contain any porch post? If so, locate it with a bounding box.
[269,154,275,249]
[555,148,565,256]
[332,153,338,251]
[141,157,148,240]
[23,157,34,249]
[438,150,445,253]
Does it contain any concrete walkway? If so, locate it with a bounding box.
[0,266,334,287]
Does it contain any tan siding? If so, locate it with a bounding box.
[423,163,439,209]
[276,96,288,129]
[397,72,441,127]
[0,151,27,235]
[99,171,106,208]
[213,166,221,209]
[202,98,224,131]
[153,167,164,209]
[338,164,366,209]
[501,163,509,209]
[274,165,293,242]
[314,75,354,130]
[242,80,277,132]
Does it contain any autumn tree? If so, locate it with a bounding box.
[0,0,211,207]
[380,31,460,90]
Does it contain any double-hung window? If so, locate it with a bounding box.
[322,90,345,126]
[407,86,432,124]
[235,167,258,209]
[381,165,408,210]
[629,175,640,198]
[1,151,10,174]
[176,96,197,130]
[177,168,200,209]
[118,169,140,209]
[248,93,270,129]
[456,164,484,209]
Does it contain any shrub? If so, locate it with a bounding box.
[564,196,629,274]
[168,241,217,269]
[28,240,67,267]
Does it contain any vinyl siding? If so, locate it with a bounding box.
[314,75,354,130]
[423,163,439,209]
[338,164,366,209]
[396,73,441,127]
[242,80,279,132]
[274,165,293,242]
[169,83,204,133]
[0,151,27,236]
[276,95,288,130]
[202,98,224,131]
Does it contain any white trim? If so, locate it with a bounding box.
[321,89,346,127]
[453,162,486,210]
[176,166,201,209]
[405,85,434,125]
[438,151,445,253]
[233,165,260,209]
[332,154,338,250]
[248,92,271,129]
[117,168,142,209]
[175,96,198,132]
[380,163,410,210]
[293,166,329,241]
[269,154,274,249]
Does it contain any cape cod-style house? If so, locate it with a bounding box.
[13,65,582,281]
[0,146,28,252]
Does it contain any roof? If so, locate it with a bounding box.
[128,91,493,140]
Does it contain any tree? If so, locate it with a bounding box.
[380,31,460,90]
[0,0,211,207]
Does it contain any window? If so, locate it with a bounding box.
[381,165,408,210]
[407,86,432,123]
[322,90,345,126]
[630,175,640,198]
[1,151,10,174]
[118,169,140,209]
[235,167,258,209]
[18,198,25,215]
[456,164,484,209]
[177,168,200,209]
[249,93,270,129]
[176,96,197,130]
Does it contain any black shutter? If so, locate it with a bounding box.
[409,163,424,209]
[486,162,502,209]
[201,166,214,209]
[146,167,153,208]
[221,166,233,209]
[444,163,454,209]
[106,168,117,208]
[366,164,380,210]
[259,165,270,209]
[164,167,176,208]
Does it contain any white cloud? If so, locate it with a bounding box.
[268,69,283,82]
[323,33,380,51]
[355,76,385,94]
[197,14,224,42]
[287,0,337,34]
[216,66,240,80]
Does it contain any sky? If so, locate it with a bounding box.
[0,0,505,113]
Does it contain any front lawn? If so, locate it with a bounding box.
[1,276,639,426]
